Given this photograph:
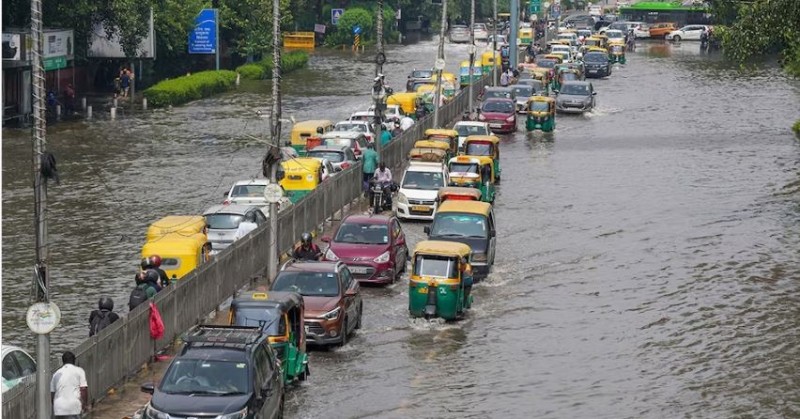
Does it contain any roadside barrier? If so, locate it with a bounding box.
[1,74,490,419]
[284,32,316,50]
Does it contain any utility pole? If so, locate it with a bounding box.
[30,0,52,415]
[492,0,498,86]
[468,0,476,118]
[510,0,520,68]
[374,0,385,154]
[267,0,282,281]
[433,0,447,128]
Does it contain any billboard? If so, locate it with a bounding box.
[87,9,155,58]
[43,30,74,59]
[3,33,21,60]
[188,9,217,54]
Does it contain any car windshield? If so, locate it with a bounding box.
[455,125,488,137]
[412,70,433,78]
[530,101,550,112]
[230,184,265,198]
[334,123,367,132]
[430,213,488,238]
[560,84,591,96]
[350,114,372,122]
[324,138,354,149]
[272,271,340,297]
[562,72,579,81]
[485,90,511,99]
[511,86,533,98]
[160,359,249,395]
[205,214,243,230]
[584,53,607,63]
[465,142,493,156]
[535,59,556,68]
[232,307,285,335]
[449,162,479,174]
[307,151,345,163]
[482,101,514,113]
[413,255,458,278]
[402,171,445,190]
[334,223,389,244]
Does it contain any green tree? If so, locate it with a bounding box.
[219,0,293,61]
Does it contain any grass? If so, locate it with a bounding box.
[235,51,309,80]
[143,70,237,108]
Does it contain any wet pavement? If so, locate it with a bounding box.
[4,37,800,418]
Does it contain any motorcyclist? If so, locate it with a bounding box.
[141,255,169,289]
[292,232,322,261]
[372,162,393,209]
[525,42,536,62]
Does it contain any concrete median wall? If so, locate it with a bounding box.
[1,74,490,419]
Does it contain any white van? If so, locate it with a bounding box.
[396,162,449,221]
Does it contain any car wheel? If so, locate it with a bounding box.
[673,35,681,42]
[277,396,285,419]
[355,303,363,329]
[339,319,349,346]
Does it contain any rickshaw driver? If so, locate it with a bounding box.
[293,232,322,261]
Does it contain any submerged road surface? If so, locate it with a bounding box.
[4,37,800,417]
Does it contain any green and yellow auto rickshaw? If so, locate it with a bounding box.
[518,27,534,45]
[481,50,499,74]
[408,147,448,163]
[447,155,496,203]
[461,135,501,181]
[230,291,309,384]
[459,60,483,87]
[408,241,474,320]
[526,96,556,132]
[289,120,334,155]
[280,157,323,203]
[425,128,459,154]
[608,41,626,64]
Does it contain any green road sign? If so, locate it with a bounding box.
[44,56,67,71]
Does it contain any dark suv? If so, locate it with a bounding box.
[141,326,284,419]
[583,52,612,78]
[271,261,363,347]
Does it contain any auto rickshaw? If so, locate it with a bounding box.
[543,54,564,65]
[145,215,207,242]
[408,241,474,320]
[408,147,448,163]
[425,128,459,154]
[279,157,323,203]
[386,92,419,115]
[481,50,499,73]
[459,61,483,87]
[461,135,501,181]
[141,232,211,282]
[526,96,556,132]
[447,155,496,203]
[608,41,626,64]
[289,120,334,156]
[414,139,453,162]
[530,67,553,94]
[229,291,309,384]
[518,27,533,45]
[584,36,606,50]
[432,71,458,88]
[437,186,483,203]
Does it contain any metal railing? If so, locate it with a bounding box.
[1,74,489,419]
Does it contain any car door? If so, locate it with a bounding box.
[339,268,357,330]
[254,345,281,418]
[2,352,23,388]
[487,210,497,265]
[391,219,407,269]
[252,209,267,226]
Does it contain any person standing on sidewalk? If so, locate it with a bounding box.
[361,143,379,193]
[51,351,88,419]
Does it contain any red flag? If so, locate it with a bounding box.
[149,302,165,340]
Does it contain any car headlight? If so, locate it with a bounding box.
[373,251,390,263]
[318,306,341,320]
[144,404,169,419]
[218,407,249,419]
[478,114,486,120]
[397,193,408,204]
[472,253,488,263]
[325,248,339,261]
[505,115,515,122]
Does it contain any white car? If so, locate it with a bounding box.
[473,23,489,40]
[203,204,267,254]
[348,111,377,123]
[604,29,625,43]
[551,45,573,61]
[666,25,709,41]
[396,162,448,221]
[453,121,491,150]
[2,345,36,393]
[633,23,650,38]
[367,104,402,120]
[334,120,375,143]
[222,179,292,212]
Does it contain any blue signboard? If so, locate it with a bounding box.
[353,25,362,35]
[189,9,217,54]
[331,8,344,25]
[550,4,561,19]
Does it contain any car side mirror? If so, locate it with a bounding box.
[553,90,559,94]
[423,226,431,235]
[345,288,357,297]
[140,382,155,395]
[321,235,331,243]
[396,236,406,245]
[592,92,597,96]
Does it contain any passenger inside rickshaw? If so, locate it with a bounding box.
[450,161,479,174]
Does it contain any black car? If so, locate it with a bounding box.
[141,325,284,419]
[583,52,612,78]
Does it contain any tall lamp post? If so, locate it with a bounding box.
[468,0,476,118]
[266,0,283,282]
[433,0,447,128]
[374,0,385,154]
[492,0,498,86]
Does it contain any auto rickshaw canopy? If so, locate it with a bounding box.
[280,157,323,190]
[463,135,500,158]
[414,139,450,151]
[408,147,448,162]
[290,120,334,147]
[386,92,420,115]
[146,215,207,242]
[413,240,472,259]
[141,232,210,280]
[436,199,492,217]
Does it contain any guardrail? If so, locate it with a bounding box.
[1,74,490,419]
[283,32,316,50]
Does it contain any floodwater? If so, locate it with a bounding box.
[4,37,800,418]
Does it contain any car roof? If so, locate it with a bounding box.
[203,204,256,216]
[232,179,269,186]
[342,214,393,225]
[483,97,514,103]
[562,81,591,87]
[437,200,492,215]
[454,121,488,127]
[281,261,339,273]
[309,145,348,153]
[406,162,446,172]
[231,291,303,311]
[180,346,250,360]
[1,345,31,358]
[322,131,364,139]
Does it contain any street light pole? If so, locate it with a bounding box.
[267,0,282,282]
[492,0,498,86]
[510,0,520,68]
[374,0,385,154]
[433,0,447,128]
[468,0,476,118]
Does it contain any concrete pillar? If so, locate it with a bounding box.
[87,105,93,119]
[142,98,148,110]
[81,97,87,110]
[113,98,118,108]
[55,105,61,119]
[236,73,241,86]
[110,107,117,120]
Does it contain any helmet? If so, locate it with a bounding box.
[140,257,151,270]
[148,255,162,268]
[301,232,313,246]
[98,297,114,311]
[145,269,160,284]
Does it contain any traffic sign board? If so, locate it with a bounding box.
[551,4,561,18]
[353,25,362,35]
[331,8,344,25]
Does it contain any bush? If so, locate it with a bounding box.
[793,119,800,138]
[326,8,373,47]
[235,51,309,80]
[143,70,237,107]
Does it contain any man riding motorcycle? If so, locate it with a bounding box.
[371,162,393,210]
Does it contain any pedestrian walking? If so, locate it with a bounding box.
[361,143,379,192]
[88,297,119,336]
[63,84,75,115]
[51,351,88,419]
[120,68,131,98]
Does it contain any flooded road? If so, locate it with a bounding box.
[5,37,800,417]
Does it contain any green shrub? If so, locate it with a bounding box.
[326,8,373,46]
[235,51,309,80]
[793,119,800,138]
[143,70,237,107]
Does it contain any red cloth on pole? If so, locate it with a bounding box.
[149,302,165,340]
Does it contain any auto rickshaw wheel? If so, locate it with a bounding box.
[299,365,309,381]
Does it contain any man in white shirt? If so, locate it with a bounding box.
[51,351,88,419]
[399,116,414,131]
[233,211,259,241]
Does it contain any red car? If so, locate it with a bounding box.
[478,98,517,133]
[321,214,409,284]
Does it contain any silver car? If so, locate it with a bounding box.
[473,23,489,41]
[555,81,596,114]
[203,204,267,254]
[449,25,470,43]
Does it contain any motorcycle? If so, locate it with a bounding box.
[370,180,395,214]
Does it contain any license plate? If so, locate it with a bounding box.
[418,286,428,294]
[349,266,369,274]
[490,123,502,128]
[411,205,431,212]
[588,70,597,73]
